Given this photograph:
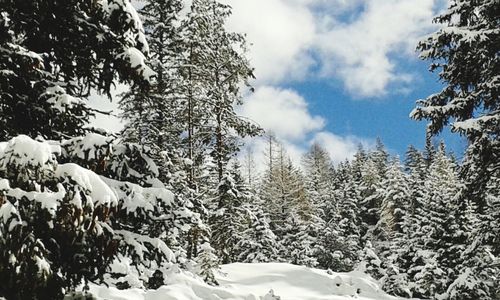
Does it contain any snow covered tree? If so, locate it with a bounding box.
[323,162,362,272]
[381,258,411,298]
[0,136,118,299]
[259,141,321,265]
[412,0,500,205]
[235,208,278,263]
[210,163,250,264]
[377,158,410,241]
[60,133,200,289]
[119,0,184,166]
[0,0,153,141]
[196,242,219,286]
[443,200,498,300]
[302,143,334,219]
[357,241,384,280]
[411,3,500,295]
[177,0,261,182]
[404,145,427,215]
[399,150,498,300]
[348,143,387,240]
[261,144,313,236]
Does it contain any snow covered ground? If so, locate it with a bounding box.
[89,263,412,300]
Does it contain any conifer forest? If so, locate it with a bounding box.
[0,0,499,299]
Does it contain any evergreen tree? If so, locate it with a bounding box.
[180,0,261,181]
[357,241,384,280]
[404,145,427,216]
[196,242,219,286]
[235,208,278,263]
[330,162,363,271]
[0,136,115,299]
[210,162,249,264]
[412,0,500,205]
[377,158,410,241]
[61,133,199,289]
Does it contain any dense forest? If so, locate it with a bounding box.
[0,0,498,299]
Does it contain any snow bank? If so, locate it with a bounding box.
[89,263,410,300]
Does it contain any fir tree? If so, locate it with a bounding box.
[302,142,334,220]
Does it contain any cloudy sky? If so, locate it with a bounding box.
[91,0,465,168]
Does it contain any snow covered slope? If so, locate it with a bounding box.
[89,263,411,300]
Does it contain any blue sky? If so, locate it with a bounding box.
[288,62,467,157]
[223,0,466,165]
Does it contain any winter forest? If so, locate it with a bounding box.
[0,0,499,299]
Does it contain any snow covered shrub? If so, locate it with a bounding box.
[0,136,117,299]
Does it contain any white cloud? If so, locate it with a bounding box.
[225,0,316,83]
[238,86,325,141]
[315,0,439,97]
[225,0,444,97]
[238,86,373,174]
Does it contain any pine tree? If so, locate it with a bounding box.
[406,145,462,298]
[60,133,199,289]
[0,134,190,298]
[180,0,261,181]
[377,158,410,241]
[357,241,384,280]
[0,136,116,299]
[351,143,387,239]
[404,145,427,216]
[329,162,363,272]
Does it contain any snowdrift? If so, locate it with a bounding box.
[89,263,408,300]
